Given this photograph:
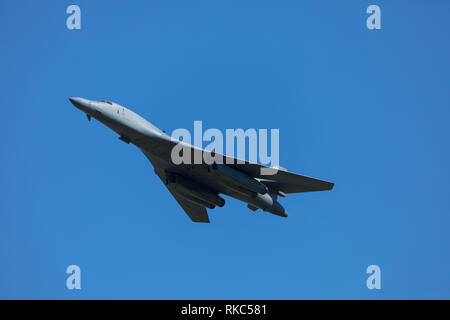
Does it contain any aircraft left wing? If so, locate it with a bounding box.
[154,168,210,223]
[142,138,334,195]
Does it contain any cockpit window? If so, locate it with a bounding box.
[98,100,113,105]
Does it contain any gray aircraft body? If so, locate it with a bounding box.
[69,97,334,223]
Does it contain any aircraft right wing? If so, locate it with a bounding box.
[166,187,210,222]
[154,168,210,223]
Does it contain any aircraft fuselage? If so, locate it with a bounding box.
[70,97,292,219]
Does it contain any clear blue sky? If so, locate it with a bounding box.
[1,0,449,299]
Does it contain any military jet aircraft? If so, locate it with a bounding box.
[69,97,334,223]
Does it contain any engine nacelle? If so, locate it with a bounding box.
[166,173,225,208]
[251,192,288,217]
[242,191,288,217]
[208,164,267,196]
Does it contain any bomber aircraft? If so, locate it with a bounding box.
[69,97,334,223]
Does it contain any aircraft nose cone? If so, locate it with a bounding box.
[69,97,91,111]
